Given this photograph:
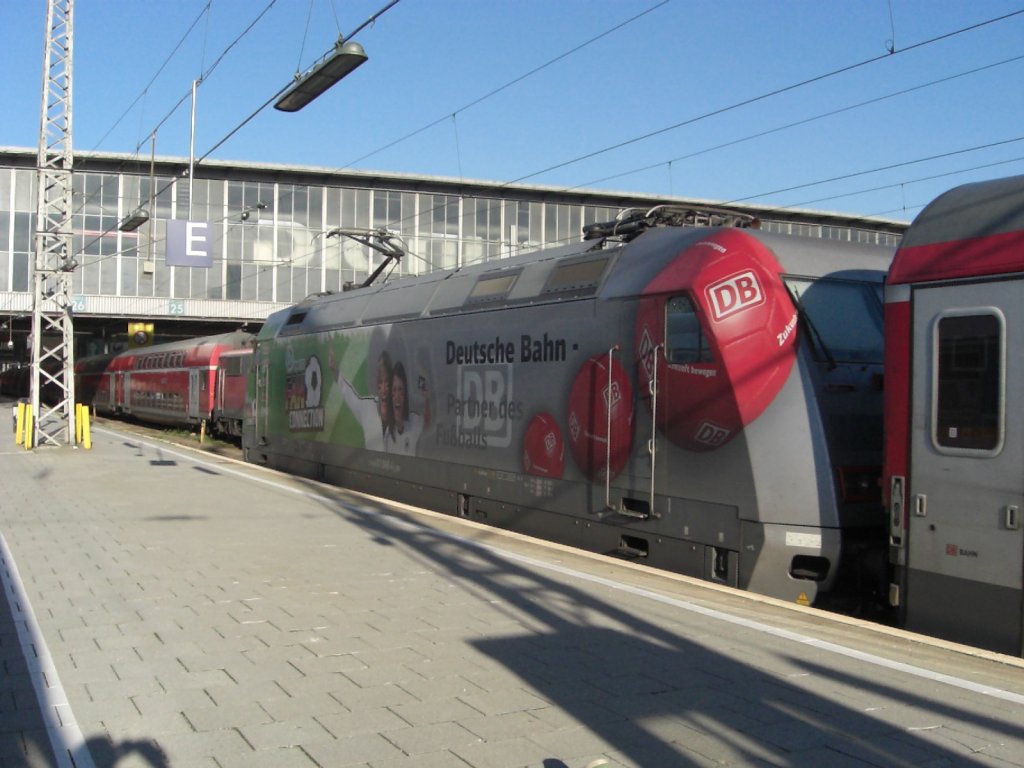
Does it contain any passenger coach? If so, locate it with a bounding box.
[885,174,1024,656]
[78,330,253,432]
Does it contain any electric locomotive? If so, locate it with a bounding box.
[243,209,894,606]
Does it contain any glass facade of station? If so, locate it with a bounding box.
[0,153,904,310]
[1,166,625,305]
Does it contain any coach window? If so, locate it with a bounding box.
[934,312,1004,453]
[666,295,713,364]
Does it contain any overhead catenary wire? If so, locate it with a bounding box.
[71,110,1021,297]
[88,1,213,154]
[11,3,1008,343]
[66,5,1021,296]
[73,0,400,263]
[193,3,1024,249]
[58,142,1024,325]
[298,0,316,75]
[356,11,1024,249]
[69,1,282,241]
[78,4,1017,249]
[326,7,1024,245]
[568,52,1024,193]
[786,155,1024,215]
[723,135,1024,207]
[177,0,402,166]
[341,0,671,169]
[502,8,1024,187]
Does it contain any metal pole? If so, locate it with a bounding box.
[31,0,76,448]
[605,345,618,510]
[188,79,198,220]
[649,344,662,513]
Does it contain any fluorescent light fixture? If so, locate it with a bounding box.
[274,40,368,113]
[119,207,150,232]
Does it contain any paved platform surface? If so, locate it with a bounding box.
[1,411,1023,768]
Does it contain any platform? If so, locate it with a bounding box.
[1,404,1023,768]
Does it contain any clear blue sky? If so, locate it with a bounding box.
[3,0,1022,222]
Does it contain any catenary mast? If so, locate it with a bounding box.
[30,0,76,447]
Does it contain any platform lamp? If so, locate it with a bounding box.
[274,39,368,113]
[119,207,150,232]
[240,202,267,222]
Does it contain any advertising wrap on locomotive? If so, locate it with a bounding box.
[242,223,893,608]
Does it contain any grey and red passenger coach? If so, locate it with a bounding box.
[884,173,1024,656]
[76,330,253,434]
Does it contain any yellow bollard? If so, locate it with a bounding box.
[75,403,83,444]
[200,419,206,446]
[24,404,33,450]
[15,401,25,445]
[81,404,91,450]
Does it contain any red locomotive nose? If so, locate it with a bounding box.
[522,411,565,478]
[635,229,798,452]
[566,353,634,481]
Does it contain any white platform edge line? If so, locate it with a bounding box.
[505,553,1024,707]
[100,428,1024,707]
[0,532,96,768]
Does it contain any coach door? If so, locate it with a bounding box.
[188,369,201,419]
[118,372,130,413]
[105,373,116,409]
[906,279,1024,655]
[255,351,269,443]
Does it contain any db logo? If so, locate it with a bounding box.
[694,421,731,447]
[637,327,655,382]
[706,270,764,321]
[604,380,622,410]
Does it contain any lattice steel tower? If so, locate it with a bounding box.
[31,0,76,447]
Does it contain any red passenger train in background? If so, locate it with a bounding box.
[39,174,1024,657]
[76,330,253,437]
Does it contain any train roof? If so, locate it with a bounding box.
[122,330,253,355]
[596,227,892,300]
[264,226,893,338]
[889,174,1024,285]
[106,330,254,370]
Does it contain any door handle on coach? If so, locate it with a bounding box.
[1007,505,1020,531]
[914,493,927,517]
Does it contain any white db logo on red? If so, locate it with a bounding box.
[705,271,764,321]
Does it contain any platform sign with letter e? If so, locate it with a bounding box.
[166,220,213,267]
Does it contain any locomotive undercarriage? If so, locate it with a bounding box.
[247,438,870,608]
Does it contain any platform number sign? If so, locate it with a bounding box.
[169,299,185,316]
[166,220,213,267]
[71,295,87,312]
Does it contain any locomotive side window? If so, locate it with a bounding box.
[542,257,609,295]
[468,271,519,303]
[934,312,1003,452]
[666,295,713,364]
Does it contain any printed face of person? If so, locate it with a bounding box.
[391,373,406,431]
[376,361,391,422]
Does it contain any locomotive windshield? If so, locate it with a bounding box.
[784,277,883,364]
